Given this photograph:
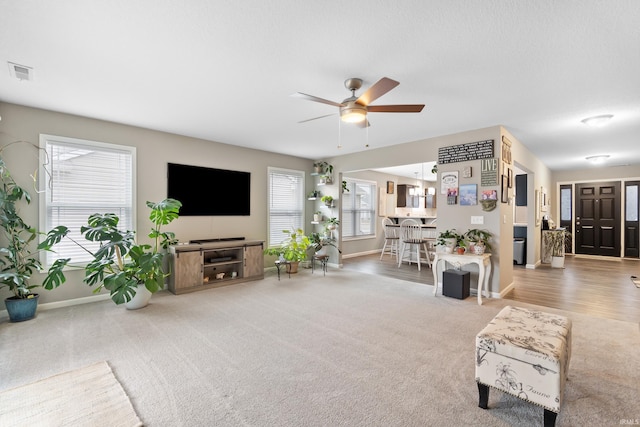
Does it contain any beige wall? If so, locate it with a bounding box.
[0,102,313,304]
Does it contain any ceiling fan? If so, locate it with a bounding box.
[292,77,425,127]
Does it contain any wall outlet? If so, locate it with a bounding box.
[471,216,484,225]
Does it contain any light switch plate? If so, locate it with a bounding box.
[471,216,484,225]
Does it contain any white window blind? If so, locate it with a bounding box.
[39,134,135,267]
[342,178,376,238]
[267,167,304,247]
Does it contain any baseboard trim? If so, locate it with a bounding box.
[0,293,112,319]
[342,249,380,259]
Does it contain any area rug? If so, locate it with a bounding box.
[0,361,143,427]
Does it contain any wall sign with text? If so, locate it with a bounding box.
[438,140,494,164]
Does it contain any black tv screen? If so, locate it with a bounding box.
[167,163,250,216]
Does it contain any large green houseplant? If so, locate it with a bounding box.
[40,198,182,307]
[0,156,67,321]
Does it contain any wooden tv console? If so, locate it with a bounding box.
[168,239,264,295]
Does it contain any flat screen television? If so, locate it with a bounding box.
[167,163,250,216]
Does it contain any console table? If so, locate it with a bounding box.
[432,252,492,305]
[168,240,264,294]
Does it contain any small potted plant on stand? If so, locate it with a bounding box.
[263,228,310,274]
[313,211,322,222]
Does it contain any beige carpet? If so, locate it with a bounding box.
[0,361,143,427]
[1,268,638,426]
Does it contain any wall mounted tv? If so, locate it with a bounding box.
[167,163,251,216]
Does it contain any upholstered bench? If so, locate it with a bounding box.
[475,306,572,427]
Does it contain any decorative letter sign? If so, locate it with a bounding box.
[438,140,494,164]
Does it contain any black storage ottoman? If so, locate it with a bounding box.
[442,269,470,299]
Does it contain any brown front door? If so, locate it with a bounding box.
[575,181,621,257]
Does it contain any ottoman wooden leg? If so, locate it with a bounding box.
[544,409,557,427]
[477,383,489,409]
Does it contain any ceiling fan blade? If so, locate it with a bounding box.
[291,92,344,107]
[298,113,337,123]
[367,104,425,113]
[356,77,400,106]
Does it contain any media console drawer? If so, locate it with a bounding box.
[168,240,264,294]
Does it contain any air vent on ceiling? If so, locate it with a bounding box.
[8,62,34,81]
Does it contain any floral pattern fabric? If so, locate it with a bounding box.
[475,305,572,413]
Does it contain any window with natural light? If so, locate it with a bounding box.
[267,167,305,247]
[39,134,135,267]
[342,178,376,238]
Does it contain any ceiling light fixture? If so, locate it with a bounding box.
[585,155,610,164]
[581,114,613,127]
[340,102,367,123]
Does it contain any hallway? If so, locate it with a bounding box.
[342,254,640,323]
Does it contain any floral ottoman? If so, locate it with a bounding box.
[475,305,572,427]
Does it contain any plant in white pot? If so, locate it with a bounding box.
[40,199,182,308]
[544,229,569,268]
[464,228,493,254]
[0,156,67,322]
[436,229,461,254]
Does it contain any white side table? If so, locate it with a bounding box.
[432,253,492,305]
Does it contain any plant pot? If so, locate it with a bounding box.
[456,247,466,255]
[288,261,300,274]
[124,284,152,310]
[551,256,565,269]
[473,244,486,255]
[313,214,321,222]
[4,294,39,322]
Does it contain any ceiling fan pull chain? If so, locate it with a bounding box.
[337,115,342,149]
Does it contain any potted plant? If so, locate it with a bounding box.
[308,190,321,199]
[436,229,461,254]
[313,211,322,222]
[40,198,182,309]
[455,239,467,255]
[263,227,310,273]
[309,232,341,256]
[544,228,569,268]
[326,217,340,230]
[342,180,349,193]
[464,228,493,254]
[313,161,328,174]
[321,195,334,207]
[0,157,68,322]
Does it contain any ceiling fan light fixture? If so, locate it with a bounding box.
[581,114,613,127]
[340,105,367,123]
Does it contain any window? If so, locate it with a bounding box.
[267,167,305,247]
[39,134,135,267]
[342,178,376,238]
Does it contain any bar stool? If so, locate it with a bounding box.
[398,219,431,271]
[380,217,399,261]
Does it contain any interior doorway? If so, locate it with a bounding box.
[575,181,621,257]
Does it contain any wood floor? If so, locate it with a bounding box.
[342,253,640,323]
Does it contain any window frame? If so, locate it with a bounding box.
[342,177,377,240]
[38,134,137,268]
[267,166,305,248]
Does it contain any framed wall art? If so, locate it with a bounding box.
[501,175,509,203]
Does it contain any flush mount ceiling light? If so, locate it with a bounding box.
[585,155,610,164]
[581,114,613,127]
